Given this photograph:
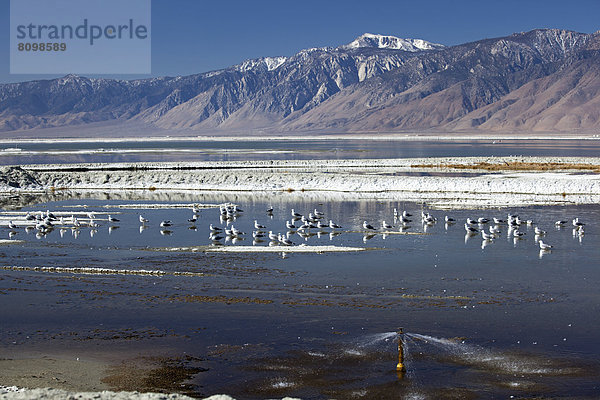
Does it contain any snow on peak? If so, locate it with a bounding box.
[55,74,93,86]
[342,33,444,52]
[263,56,287,71]
[59,74,83,82]
[235,56,288,72]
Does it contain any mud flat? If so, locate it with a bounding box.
[1,156,599,208]
[0,355,287,400]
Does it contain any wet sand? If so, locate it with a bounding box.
[0,353,241,399]
[0,356,109,392]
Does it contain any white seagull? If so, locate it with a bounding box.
[280,235,294,246]
[317,221,328,229]
[481,230,495,240]
[139,215,149,224]
[464,223,478,234]
[539,240,553,250]
[363,221,376,231]
[513,230,526,237]
[423,215,436,224]
[209,233,223,241]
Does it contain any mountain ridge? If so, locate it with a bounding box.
[1,28,599,135]
[340,33,445,51]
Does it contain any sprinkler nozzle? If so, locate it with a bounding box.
[397,328,406,373]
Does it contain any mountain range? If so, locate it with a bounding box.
[1,29,600,135]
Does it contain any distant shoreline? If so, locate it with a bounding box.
[0,133,598,144]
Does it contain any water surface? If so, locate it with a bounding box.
[1,139,599,164]
[0,195,598,398]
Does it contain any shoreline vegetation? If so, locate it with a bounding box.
[410,161,600,172]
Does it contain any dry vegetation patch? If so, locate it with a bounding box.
[411,161,600,172]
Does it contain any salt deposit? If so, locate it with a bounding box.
[0,386,224,399]
[1,156,600,207]
[155,245,367,253]
[0,386,300,400]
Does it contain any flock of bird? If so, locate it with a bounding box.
[1,205,589,252]
[0,210,125,239]
[358,208,586,252]
[207,205,344,246]
[456,212,586,251]
[203,205,586,251]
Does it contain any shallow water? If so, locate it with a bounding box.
[0,194,599,398]
[1,139,599,164]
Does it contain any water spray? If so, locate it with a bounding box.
[396,327,406,376]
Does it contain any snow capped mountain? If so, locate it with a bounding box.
[1,29,599,134]
[341,33,445,51]
[235,56,288,72]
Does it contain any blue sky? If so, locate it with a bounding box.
[1,0,600,83]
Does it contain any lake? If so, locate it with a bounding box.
[1,138,600,165]
[1,193,598,398]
